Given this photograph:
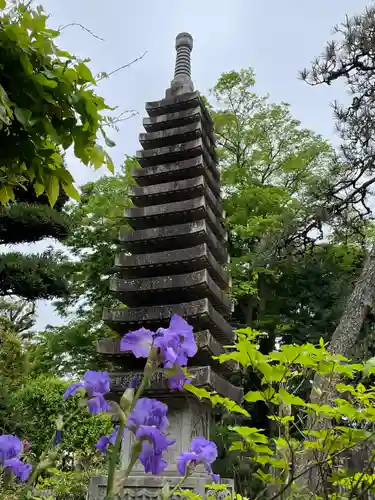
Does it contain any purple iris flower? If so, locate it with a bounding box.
[96,426,124,454]
[4,458,32,481]
[0,434,31,482]
[120,327,154,358]
[54,430,63,446]
[168,371,191,391]
[126,398,174,475]
[154,315,197,368]
[127,398,168,432]
[138,441,167,475]
[0,435,22,463]
[87,394,109,414]
[120,316,197,371]
[64,371,111,414]
[178,437,220,483]
[136,426,174,475]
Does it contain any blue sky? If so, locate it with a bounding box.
[14,0,370,329]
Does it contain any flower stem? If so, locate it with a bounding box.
[105,407,126,500]
[105,348,158,499]
[27,407,81,486]
[168,470,191,499]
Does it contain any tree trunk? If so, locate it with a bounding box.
[327,242,375,358]
[297,243,375,496]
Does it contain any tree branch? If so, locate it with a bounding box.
[58,23,105,42]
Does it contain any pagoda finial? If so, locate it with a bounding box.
[167,32,194,97]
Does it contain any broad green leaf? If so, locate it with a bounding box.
[0,0,5,9]
[105,151,115,173]
[184,384,250,417]
[0,185,14,204]
[14,108,33,127]
[35,74,58,88]
[278,387,305,406]
[229,426,268,444]
[62,182,80,201]
[46,176,59,206]
[76,62,96,85]
[268,415,295,425]
[244,391,265,403]
[34,182,45,197]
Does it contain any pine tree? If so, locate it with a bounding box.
[0,185,70,299]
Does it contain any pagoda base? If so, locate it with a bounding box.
[88,473,234,500]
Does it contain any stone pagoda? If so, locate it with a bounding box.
[90,33,242,499]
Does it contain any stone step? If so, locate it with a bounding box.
[130,176,222,217]
[132,156,220,190]
[111,269,232,316]
[114,243,229,290]
[97,329,236,374]
[119,220,228,264]
[103,297,233,343]
[124,196,226,242]
[109,366,243,403]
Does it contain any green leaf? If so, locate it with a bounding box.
[35,74,58,88]
[244,391,265,403]
[14,108,33,127]
[62,182,80,201]
[229,426,268,444]
[184,384,250,417]
[34,182,45,197]
[105,151,115,173]
[76,62,96,85]
[46,176,59,206]
[0,0,6,9]
[278,387,305,406]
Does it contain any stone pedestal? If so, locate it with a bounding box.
[89,474,234,500]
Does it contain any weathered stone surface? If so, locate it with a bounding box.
[124,196,226,242]
[139,122,202,149]
[103,297,233,343]
[143,106,201,132]
[88,474,234,500]
[145,91,199,117]
[110,366,243,402]
[115,243,229,289]
[110,268,230,312]
[130,176,221,216]
[111,269,232,315]
[97,329,236,373]
[132,156,220,191]
[119,220,228,264]
[136,138,210,166]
